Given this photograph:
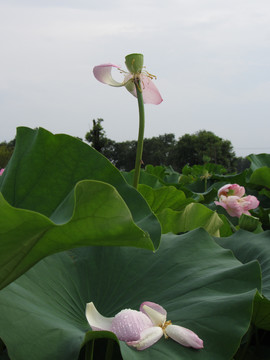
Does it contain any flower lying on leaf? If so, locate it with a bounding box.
[93,53,163,105]
[86,301,203,351]
[215,184,259,218]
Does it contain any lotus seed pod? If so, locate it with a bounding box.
[125,53,144,74]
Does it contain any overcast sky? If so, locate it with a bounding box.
[0,0,269,157]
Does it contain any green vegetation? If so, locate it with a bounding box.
[0,126,269,359]
[85,119,239,172]
[0,138,15,168]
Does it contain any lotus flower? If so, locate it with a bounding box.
[93,53,163,105]
[215,184,259,218]
[86,301,203,351]
[0,168,4,176]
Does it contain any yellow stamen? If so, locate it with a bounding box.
[118,66,158,93]
[118,68,129,75]
[143,69,157,80]
[160,320,172,339]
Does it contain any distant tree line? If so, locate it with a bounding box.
[0,120,250,173]
[0,138,16,168]
[85,118,249,173]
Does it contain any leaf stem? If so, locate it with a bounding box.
[133,80,145,189]
[105,339,114,360]
[85,339,94,360]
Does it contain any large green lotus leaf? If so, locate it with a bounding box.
[260,188,270,199]
[252,292,270,330]
[138,184,192,212]
[144,164,168,180]
[216,230,270,330]
[183,178,208,193]
[158,166,181,184]
[210,170,249,188]
[158,203,224,236]
[124,167,182,189]
[248,154,270,171]
[0,127,160,248]
[249,167,270,189]
[0,180,155,290]
[216,230,270,298]
[217,214,234,237]
[131,165,180,187]
[238,213,263,233]
[123,170,164,188]
[0,229,261,360]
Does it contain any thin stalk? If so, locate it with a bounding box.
[133,79,145,189]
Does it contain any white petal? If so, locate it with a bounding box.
[140,302,167,326]
[166,324,204,349]
[93,64,126,87]
[127,326,163,350]
[85,302,114,331]
[124,74,136,95]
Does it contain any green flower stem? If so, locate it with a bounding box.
[133,80,145,189]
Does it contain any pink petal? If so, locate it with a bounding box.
[237,195,260,215]
[218,184,245,198]
[230,184,245,197]
[217,184,233,197]
[93,64,125,87]
[216,195,244,218]
[85,302,113,331]
[166,324,204,349]
[140,301,167,326]
[215,195,233,213]
[241,195,260,211]
[0,168,4,176]
[215,194,259,218]
[111,309,153,342]
[125,74,163,105]
[141,75,163,104]
[127,326,163,350]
